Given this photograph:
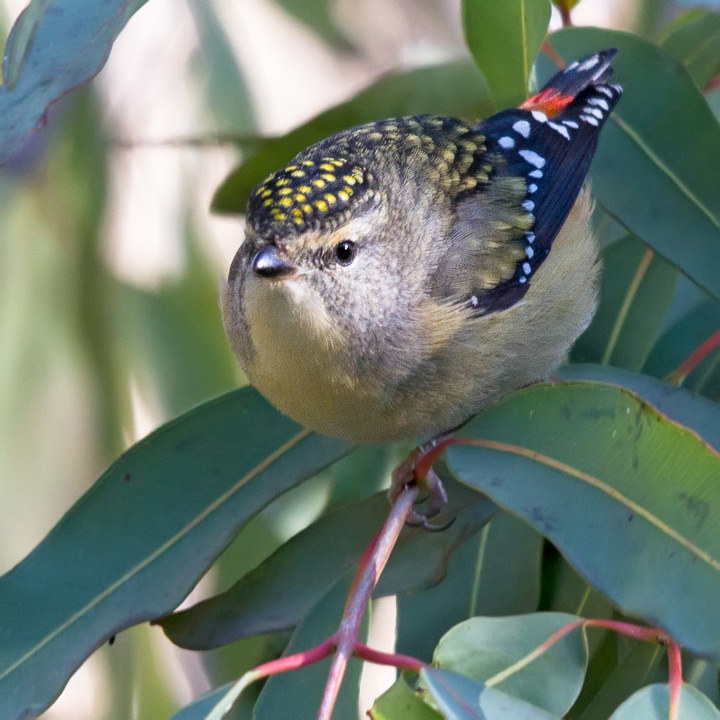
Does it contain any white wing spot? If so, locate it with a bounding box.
[498,135,515,149]
[579,114,600,127]
[584,106,604,119]
[525,231,536,243]
[512,120,531,138]
[548,121,571,140]
[526,246,534,259]
[529,169,543,179]
[578,55,600,71]
[522,262,532,275]
[597,86,614,98]
[528,183,538,194]
[470,295,480,308]
[588,97,610,111]
[519,150,546,168]
[531,110,548,123]
[519,276,528,284]
[522,200,535,211]
[562,119,579,129]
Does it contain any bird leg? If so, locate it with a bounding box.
[389,433,455,528]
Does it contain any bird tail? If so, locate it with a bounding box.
[520,49,619,118]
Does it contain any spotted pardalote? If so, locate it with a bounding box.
[222,50,622,446]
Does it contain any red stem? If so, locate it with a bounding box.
[316,485,420,720]
[667,641,683,720]
[669,328,720,386]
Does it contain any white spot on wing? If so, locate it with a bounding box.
[522,200,535,211]
[531,110,548,123]
[529,169,543,179]
[498,136,515,149]
[526,246,534,259]
[528,183,538,194]
[577,55,600,72]
[525,231,535,243]
[548,121,571,140]
[562,120,579,129]
[579,114,599,127]
[588,97,610,111]
[512,120,531,138]
[519,149,546,168]
[522,262,532,275]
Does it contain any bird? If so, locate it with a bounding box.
[221,49,622,519]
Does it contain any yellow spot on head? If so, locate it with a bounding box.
[343,175,356,185]
[278,187,293,196]
[276,178,290,187]
[319,163,335,172]
[302,203,313,214]
[338,190,350,202]
[291,170,306,178]
[271,209,286,220]
[293,217,304,225]
[263,198,274,207]
[324,193,337,205]
[260,189,272,199]
[301,160,315,167]
[321,173,336,182]
[315,199,328,212]
[297,185,312,194]
[312,178,326,188]
[278,197,293,208]
[285,165,298,172]
[291,208,303,218]
[330,159,344,167]
[294,193,307,202]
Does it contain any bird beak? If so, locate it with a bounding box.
[251,245,297,279]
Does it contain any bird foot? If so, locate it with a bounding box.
[389,435,454,530]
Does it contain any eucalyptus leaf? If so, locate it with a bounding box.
[435,613,587,717]
[446,381,720,662]
[609,683,720,719]
[462,0,551,107]
[0,388,350,720]
[0,0,147,164]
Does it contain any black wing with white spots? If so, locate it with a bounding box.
[459,49,622,315]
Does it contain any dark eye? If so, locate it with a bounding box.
[334,240,356,266]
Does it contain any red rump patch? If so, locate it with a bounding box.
[520,87,575,117]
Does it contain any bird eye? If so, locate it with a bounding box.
[334,240,356,266]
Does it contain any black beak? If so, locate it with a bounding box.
[252,245,296,278]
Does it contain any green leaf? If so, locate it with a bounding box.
[446,381,720,662]
[609,683,720,719]
[574,642,663,720]
[169,685,233,720]
[0,387,350,720]
[161,478,495,649]
[252,575,364,720]
[435,613,587,717]
[555,364,720,451]
[644,300,720,396]
[0,0,147,164]
[462,0,551,107]
[211,62,493,213]
[421,667,559,719]
[547,29,720,302]
[572,236,678,370]
[396,511,543,661]
[660,10,720,89]
[371,677,443,720]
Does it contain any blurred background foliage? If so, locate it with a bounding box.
[0,0,718,718]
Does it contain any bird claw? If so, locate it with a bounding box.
[389,435,454,530]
